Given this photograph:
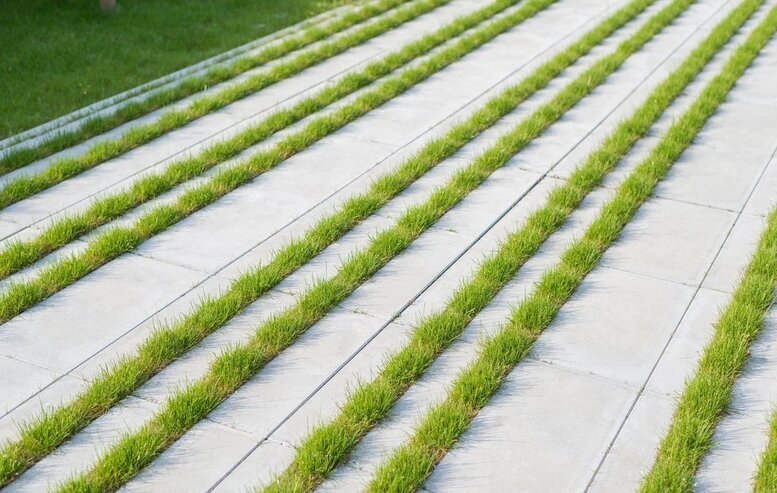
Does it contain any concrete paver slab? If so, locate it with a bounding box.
[6,396,158,493]
[0,356,60,415]
[0,255,205,406]
[531,267,695,388]
[121,420,258,493]
[425,361,635,492]
[601,198,736,286]
[745,148,777,218]
[210,441,296,492]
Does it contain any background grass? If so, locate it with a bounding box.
[0,0,352,139]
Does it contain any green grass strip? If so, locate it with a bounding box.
[0,0,562,325]
[0,0,563,485]
[265,0,765,490]
[368,3,777,491]
[0,0,409,177]
[0,0,526,283]
[756,390,777,491]
[0,0,447,209]
[54,0,700,489]
[642,180,777,485]
[642,207,777,493]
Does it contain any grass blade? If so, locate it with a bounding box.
[756,392,777,491]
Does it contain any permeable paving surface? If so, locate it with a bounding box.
[1,0,776,491]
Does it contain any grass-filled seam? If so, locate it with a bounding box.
[756,368,777,492]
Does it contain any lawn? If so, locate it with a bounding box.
[0,0,350,139]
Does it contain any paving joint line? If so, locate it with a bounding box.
[600,263,715,290]
[125,250,217,276]
[202,417,267,443]
[0,353,62,379]
[127,393,161,408]
[265,438,297,450]
[652,191,760,213]
[525,353,639,390]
